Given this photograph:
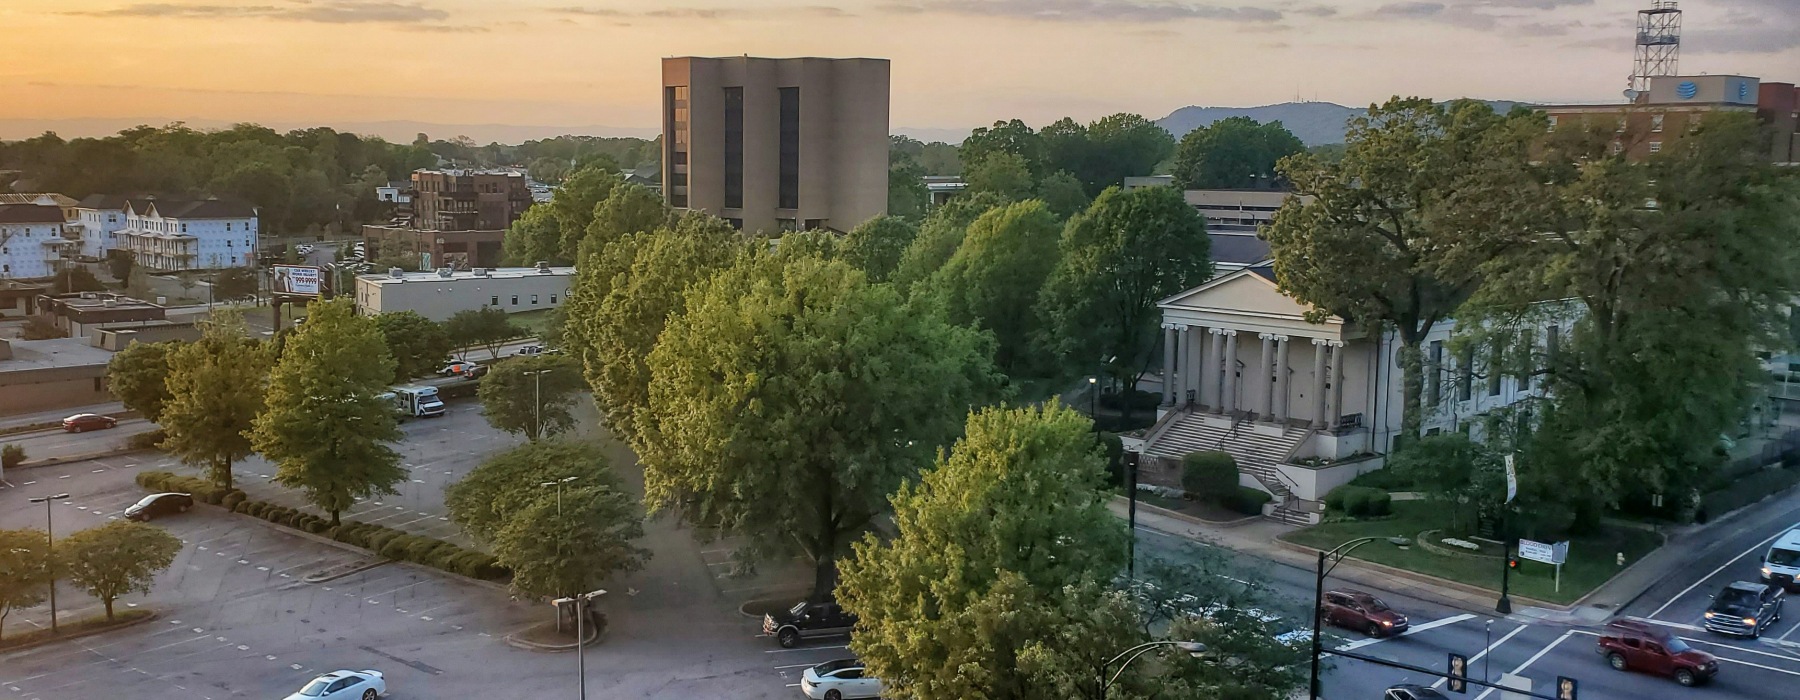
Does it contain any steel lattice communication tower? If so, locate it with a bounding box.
[1628,1,1682,99]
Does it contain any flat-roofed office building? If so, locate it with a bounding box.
[662,56,890,234]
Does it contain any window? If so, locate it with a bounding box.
[727,218,744,230]
[1651,114,1665,132]
[1488,343,1503,397]
[1518,329,1535,391]
[490,296,499,306]
[531,294,539,305]
[510,295,518,306]
[723,86,744,209]
[778,87,800,210]
[1456,346,1473,401]
[1427,341,1444,406]
[549,294,557,304]
[180,224,187,233]
[94,377,104,392]
[1546,115,1558,132]
[1649,141,1662,153]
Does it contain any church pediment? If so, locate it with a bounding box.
[1159,268,1340,323]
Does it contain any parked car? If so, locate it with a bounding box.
[283,669,385,700]
[1321,589,1409,637]
[1703,580,1784,638]
[1385,684,1449,700]
[62,413,118,432]
[515,344,547,356]
[124,492,194,522]
[764,599,856,648]
[800,658,883,700]
[1597,619,1717,686]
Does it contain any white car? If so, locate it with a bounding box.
[800,659,882,700]
[283,670,385,700]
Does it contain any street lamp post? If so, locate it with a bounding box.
[1126,451,1140,582]
[1098,640,1207,700]
[539,475,579,517]
[1311,536,1384,700]
[26,493,71,633]
[523,369,552,440]
[553,589,607,700]
[1089,376,1099,422]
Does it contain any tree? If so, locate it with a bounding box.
[106,340,179,422]
[1037,185,1212,396]
[492,482,650,604]
[1263,98,1534,437]
[961,119,1048,178]
[1036,170,1091,220]
[444,306,523,360]
[1170,116,1305,190]
[582,183,669,258]
[889,138,932,220]
[252,298,405,526]
[211,267,258,302]
[53,266,105,294]
[447,440,620,543]
[58,521,181,620]
[106,250,134,283]
[159,311,271,490]
[1386,433,1504,533]
[963,151,1035,201]
[840,215,918,284]
[1082,113,1177,194]
[838,403,1131,699]
[502,205,563,266]
[923,200,1063,374]
[565,216,742,447]
[374,311,452,383]
[639,253,1002,597]
[890,191,1010,291]
[0,529,50,641]
[478,354,584,441]
[551,165,625,259]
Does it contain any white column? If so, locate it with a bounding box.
[1184,326,1204,406]
[1221,330,1240,415]
[1257,333,1277,420]
[1161,324,1178,406]
[1328,341,1348,427]
[1203,329,1223,412]
[1311,338,1330,429]
[1272,335,1291,423]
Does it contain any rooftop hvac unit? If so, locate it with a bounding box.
[79,292,97,299]
[475,268,489,277]
[534,260,550,272]
[436,267,453,278]
[103,299,117,307]
[389,267,405,279]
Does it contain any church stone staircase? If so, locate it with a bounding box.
[1142,411,1321,526]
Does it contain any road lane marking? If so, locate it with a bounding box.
[1649,530,1785,618]
[1472,630,1574,700]
[1576,629,1800,665]
[1338,613,1477,651]
[1430,623,1528,690]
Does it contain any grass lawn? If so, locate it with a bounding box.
[1279,501,1663,605]
[1135,492,1255,523]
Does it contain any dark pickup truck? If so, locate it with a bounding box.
[764,599,856,648]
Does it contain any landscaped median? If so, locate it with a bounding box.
[0,609,156,653]
[134,470,509,583]
[1277,500,1663,606]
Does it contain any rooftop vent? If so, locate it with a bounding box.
[475,268,489,277]
[388,267,404,279]
[103,298,117,307]
[535,260,552,274]
[436,267,453,278]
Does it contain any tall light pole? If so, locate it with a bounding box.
[27,493,71,633]
[539,475,579,517]
[1098,640,1206,700]
[523,369,552,441]
[1089,376,1099,422]
[553,589,606,700]
[1311,536,1383,700]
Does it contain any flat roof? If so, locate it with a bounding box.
[0,338,115,371]
[47,294,164,312]
[357,266,576,285]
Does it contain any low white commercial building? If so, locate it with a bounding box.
[353,264,574,322]
[119,198,259,271]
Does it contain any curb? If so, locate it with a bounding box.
[15,444,155,471]
[0,610,159,655]
[302,559,391,584]
[1274,539,1567,611]
[1564,529,1669,612]
[1112,494,1261,528]
[503,619,601,652]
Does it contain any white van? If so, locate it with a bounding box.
[1762,528,1800,589]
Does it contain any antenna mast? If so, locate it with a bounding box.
[1628,1,1682,99]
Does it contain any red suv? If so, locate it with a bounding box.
[1321,589,1409,637]
[1597,619,1717,686]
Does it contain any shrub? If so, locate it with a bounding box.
[220,490,248,512]
[136,470,175,491]
[1348,467,1414,491]
[1,444,26,469]
[1096,432,1125,488]
[1099,389,1161,412]
[1326,485,1392,517]
[1227,487,1273,516]
[1699,466,1800,522]
[126,429,166,451]
[1181,451,1239,503]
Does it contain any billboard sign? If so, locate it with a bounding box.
[271,264,323,297]
[1518,539,1567,565]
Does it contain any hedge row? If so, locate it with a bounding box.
[133,470,508,582]
[1226,487,1273,516]
[1324,485,1393,518]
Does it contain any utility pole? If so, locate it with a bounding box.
[523,369,551,441]
[27,493,71,632]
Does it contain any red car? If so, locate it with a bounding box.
[1597,619,1718,686]
[62,413,118,432]
[1321,589,1409,637]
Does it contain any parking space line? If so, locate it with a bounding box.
[765,644,850,654]
[1648,531,1785,619]
[1430,624,1527,690]
[1339,613,1476,652]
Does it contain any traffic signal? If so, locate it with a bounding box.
[1557,676,1578,700]
[1446,653,1469,693]
[1508,556,1520,570]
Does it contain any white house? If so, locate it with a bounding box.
[1131,262,1576,525]
[0,204,72,280]
[69,194,131,260]
[119,198,259,271]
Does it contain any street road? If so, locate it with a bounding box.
[3,418,156,464]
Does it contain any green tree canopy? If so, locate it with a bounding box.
[582,183,670,259]
[1170,116,1305,190]
[0,528,50,641]
[550,164,625,258]
[1037,185,1212,392]
[493,482,650,602]
[923,199,1064,375]
[891,191,1011,291]
[1081,113,1177,194]
[477,354,584,441]
[1036,170,1091,220]
[159,311,271,490]
[53,266,105,294]
[58,521,182,620]
[838,402,1130,699]
[963,151,1036,201]
[444,306,524,360]
[502,204,563,266]
[447,440,624,543]
[252,298,404,526]
[960,119,1048,178]
[373,311,452,383]
[106,340,179,423]
[211,267,258,301]
[1386,433,1505,532]
[639,252,1003,596]
[889,137,932,220]
[840,215,919,284]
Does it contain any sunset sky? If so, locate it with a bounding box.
[2,0,1795,140]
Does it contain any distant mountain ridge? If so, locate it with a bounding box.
[1156,100,1521,146]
